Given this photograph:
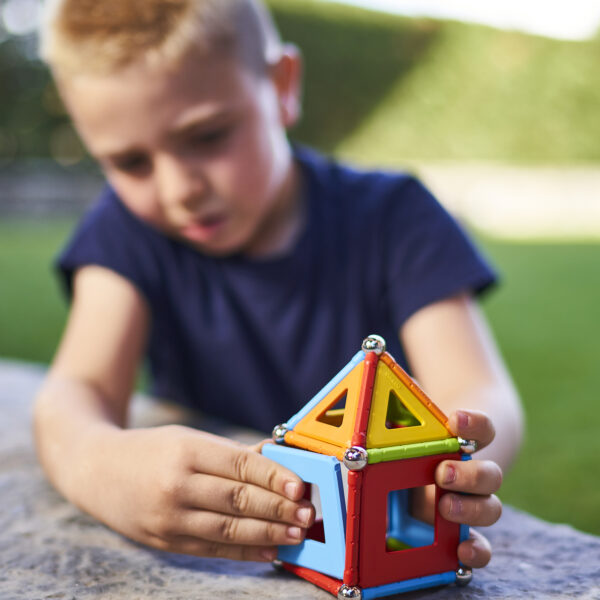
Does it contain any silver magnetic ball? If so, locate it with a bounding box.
[343,446,368,471]
[272,423,289,444]
[458,437,478,454]
[272,559,284,571]
[361,334,386,355]
[456,566,473,586]
[337,584,363,600]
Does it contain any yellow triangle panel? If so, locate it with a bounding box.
[293,360,364,449]
[365,360,451,448]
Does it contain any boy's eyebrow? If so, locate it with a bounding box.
[168,104,239,138]
[97,146,146,163]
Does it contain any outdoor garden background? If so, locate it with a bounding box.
[1,0,599,536]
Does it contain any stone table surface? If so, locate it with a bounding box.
[1,360,599,600]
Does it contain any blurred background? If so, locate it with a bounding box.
[0,0,599,535]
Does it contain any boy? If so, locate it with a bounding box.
[35,0,523,568]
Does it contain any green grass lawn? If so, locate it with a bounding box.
[0,218,75,363]
[1,218,599,535]
[477,237,600,535]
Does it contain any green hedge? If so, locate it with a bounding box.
[1,1,599,163]
[272,0,600,163]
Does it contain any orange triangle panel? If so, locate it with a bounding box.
[293,360,365,449]
[365,356,452,449]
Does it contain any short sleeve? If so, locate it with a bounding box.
[56,186,165,304]
[383,176,497,329]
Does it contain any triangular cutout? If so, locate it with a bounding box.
[316,390,347,428]
[385,391,421,429]
[366,360,451,448]
[292,359,364,448]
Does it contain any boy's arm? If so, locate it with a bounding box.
[34,266,313,561]
[400,293,524,567]
[401,293,523,470]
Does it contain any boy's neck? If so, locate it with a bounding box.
[240,156,305,259]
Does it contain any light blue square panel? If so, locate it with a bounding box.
[262,444,347,579]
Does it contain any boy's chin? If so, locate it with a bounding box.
[169,223,272,258]
[179,237,237,257]
[175,233,244,258]
[159,222,239,257]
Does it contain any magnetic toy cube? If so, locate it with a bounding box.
[262,335,473,599]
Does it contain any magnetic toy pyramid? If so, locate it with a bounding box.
[262,335,473,600]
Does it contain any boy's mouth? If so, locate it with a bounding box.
[180,213,228,243]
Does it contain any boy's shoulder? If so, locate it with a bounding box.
[294,145,437,225]
[296,145,417,195]
[77,185,158,238]
[57,184,170,298]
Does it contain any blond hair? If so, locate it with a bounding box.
[40,0,282,76]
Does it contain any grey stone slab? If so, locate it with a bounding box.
[1,360,599,599]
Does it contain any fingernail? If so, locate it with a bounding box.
[296,507,312,526]
[465,544,476,562]
[443,465,456,485]
[284,481,299,499]
[457,411,470,429]
[450,495,463,517]
[260,548,277,561]
[287,526,302,540]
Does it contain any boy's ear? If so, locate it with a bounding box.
[270,44,303,129]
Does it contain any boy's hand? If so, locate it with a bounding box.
[94,425,315,561]
[436,409,503,568]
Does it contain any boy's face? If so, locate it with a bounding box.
[59,50,301,256]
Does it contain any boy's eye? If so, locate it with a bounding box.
[111,153,151,176]
[189,126,232,148]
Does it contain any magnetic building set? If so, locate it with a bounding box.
[263,335,474,599]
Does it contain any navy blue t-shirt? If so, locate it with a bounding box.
[57,147,495,433]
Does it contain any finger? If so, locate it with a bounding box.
[153,533,279,562]
[249,438,272,453]
[176,509,308,546]
[192,436,305,501]
[436,459,503,495]
[457,529,492,568]
[180,474,315,528]
[448,410,495,450]
[438,492,502,527]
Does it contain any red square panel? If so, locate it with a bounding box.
[357,453,461,588]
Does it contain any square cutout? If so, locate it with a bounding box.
[305,483,326,543]
[386,489,434,552]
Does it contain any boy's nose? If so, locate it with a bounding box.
[155,154,208,212]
